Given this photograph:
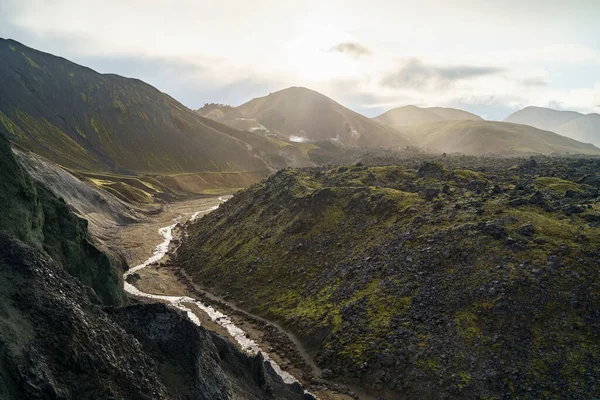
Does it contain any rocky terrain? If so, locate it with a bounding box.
[0,129,315,399]
[0,128,125,305]
[0,233,311,400]
[177,155,600,399]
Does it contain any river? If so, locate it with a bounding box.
[122,197,314,395]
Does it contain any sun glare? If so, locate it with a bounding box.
[285,24,360,81]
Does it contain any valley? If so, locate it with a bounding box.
[0,28,599,400]
[118,195,363,400]
[175,155,600,399]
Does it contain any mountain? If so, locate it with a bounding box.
[176,157,600,399]
[554,113,600,145]
[231,87,412,148]
[505,106,600,147]
[373,105,482,126]
[406,120,600,155]
[0,39,308,175]
[197,103,270,133]
[504,106,583,132]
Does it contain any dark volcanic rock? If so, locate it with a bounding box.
[478,219,508,239]
[0,233,311,400]
[177,157,600,399]
[109,304,311,400]
[0,232,165,400]
[0,130,124,305]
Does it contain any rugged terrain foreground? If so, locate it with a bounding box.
[0,131,313,399]
[177,156,600,399]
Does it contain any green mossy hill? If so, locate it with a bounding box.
[0,131,124,305]
[177,156,600,399]
[0,39,310,174]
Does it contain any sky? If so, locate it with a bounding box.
[1,0,599,120]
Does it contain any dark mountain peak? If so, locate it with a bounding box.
[0,39,307,175]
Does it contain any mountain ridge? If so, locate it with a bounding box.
[403,120,600,156]
[0,38,308,175]
[176,156,600,399]
[373,105,482,126]
[203,86,413,149]
[505,106,600,146]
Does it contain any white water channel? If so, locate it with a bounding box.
[123,197,309,390]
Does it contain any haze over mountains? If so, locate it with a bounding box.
[402,120,600,156]
[0,39,310,175]
[505,106,600,147]
[1,37,599,185]
[373,105,482,126]
[205,86,412,148]
[198,87,600,157]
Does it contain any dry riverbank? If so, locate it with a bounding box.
[118,196,357,400]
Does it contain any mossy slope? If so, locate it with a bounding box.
[178,156,600,399]
[0,39,311,175]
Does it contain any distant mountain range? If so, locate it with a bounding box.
[373,105,482,126]
[199,87,412,148]
[201,88,600,156]
[505,106,600,147]
[0,39,310,175]
[1,38,599,177]
[401,120,600,156]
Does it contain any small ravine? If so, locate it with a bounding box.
[123,197,315,396]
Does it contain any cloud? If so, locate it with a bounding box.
[381,58,506,90]
[328,42,371,59]
[521,77,549,88]
[2,0,600,118]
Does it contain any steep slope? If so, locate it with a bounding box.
[0,129,313,400]
[0,39,301,174]
[0,129,124,304]
[408,120,600,155]
[176,157,600,399]
[554,113,600,146]
[196,103,272,134]
[0,233,312,400]
[235,87,411,148]
[374,105,482,126]
[504,106,583,132]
